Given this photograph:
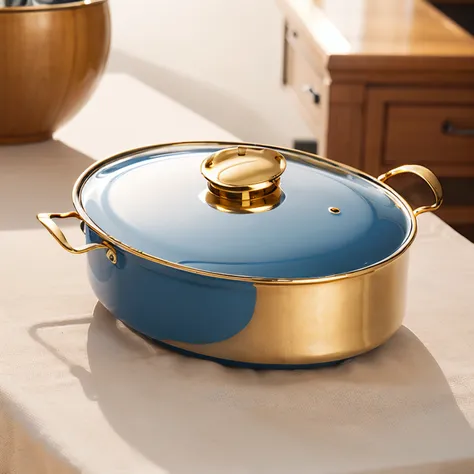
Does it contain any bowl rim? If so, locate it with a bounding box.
[0,0,106,13]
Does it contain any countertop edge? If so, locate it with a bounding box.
[277,0,474,75]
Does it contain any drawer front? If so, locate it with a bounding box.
[284,33,326,132]
[385,105,474,166]
[364,87,474,177]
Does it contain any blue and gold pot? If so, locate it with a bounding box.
[37,142,443,369]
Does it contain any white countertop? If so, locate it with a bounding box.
[0,73,473,474]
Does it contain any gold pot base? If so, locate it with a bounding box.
[120,320,368,369]
[164,332,399,368]
[156,337,396,369]
[155,340,364,369]
[0,132,52,145]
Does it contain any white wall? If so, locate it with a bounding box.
[107,0,312,147]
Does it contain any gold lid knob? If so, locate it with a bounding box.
[201,145,286,194]
[200,146,287,214]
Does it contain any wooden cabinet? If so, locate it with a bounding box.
[278,0,474,240]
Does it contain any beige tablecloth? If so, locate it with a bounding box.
[1,73,473,474]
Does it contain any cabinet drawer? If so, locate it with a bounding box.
[385,105,474,166]
[364,87,474,177]
[284,33,326,129]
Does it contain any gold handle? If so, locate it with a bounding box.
[36,211,117,264]
[377,165,443,217]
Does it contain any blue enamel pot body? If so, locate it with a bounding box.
[37,141,443,369]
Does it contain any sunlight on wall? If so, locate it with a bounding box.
[108,0,312,146]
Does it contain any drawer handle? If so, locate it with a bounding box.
[441,120,474,137]
[302,85,320,105]
[378,165,443,217]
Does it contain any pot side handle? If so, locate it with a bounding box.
[36,211,117,264]
[377,165,443,217]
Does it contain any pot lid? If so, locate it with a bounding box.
[77,142,413,281]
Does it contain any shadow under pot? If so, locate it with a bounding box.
[0,0,110,144]
[37,141,443,369]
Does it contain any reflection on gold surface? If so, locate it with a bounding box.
[203,187,285,214]
[167,252,409,365]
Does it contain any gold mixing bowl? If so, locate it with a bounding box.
[0,0,110,144]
